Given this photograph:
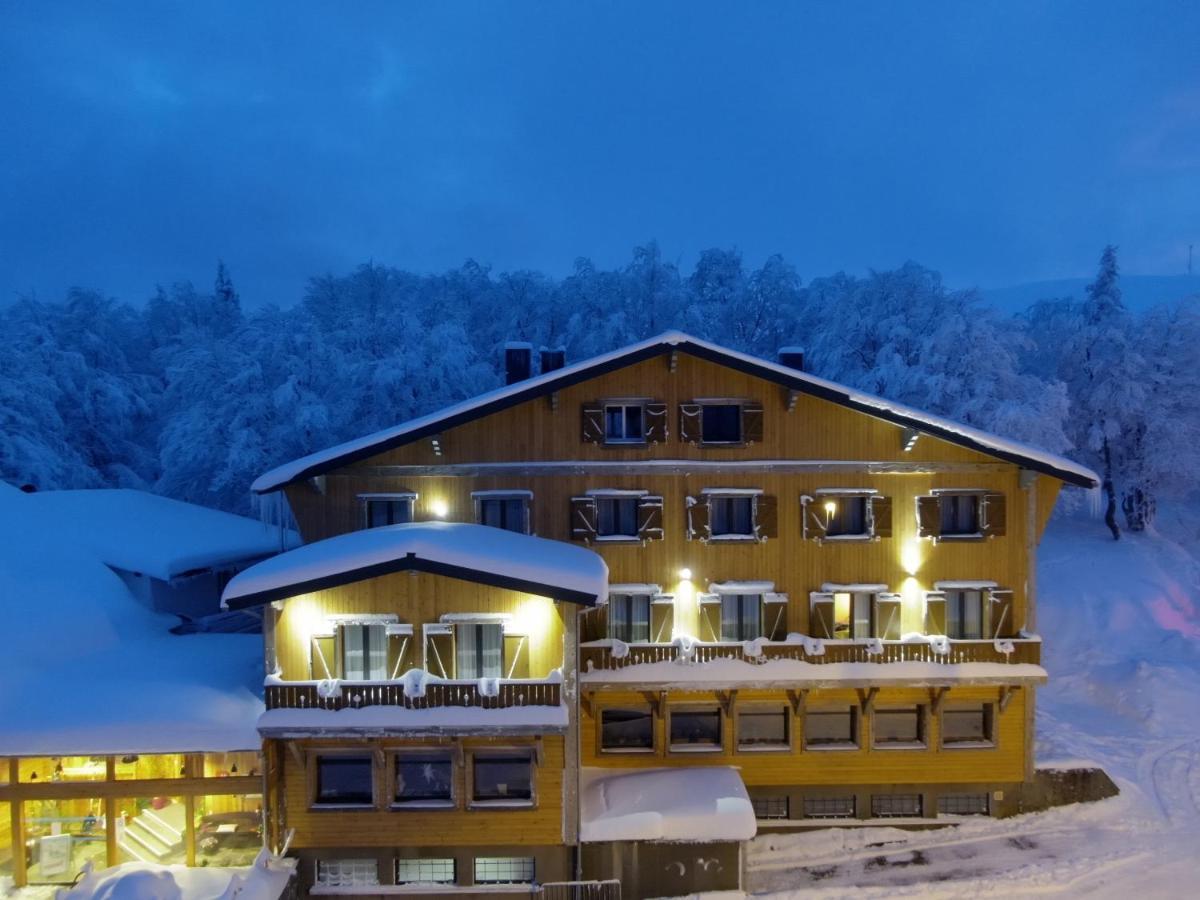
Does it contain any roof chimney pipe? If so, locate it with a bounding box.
[504,342,533,385]
[777,347,805,372]
[540,347,566,375]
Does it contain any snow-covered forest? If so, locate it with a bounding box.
[2,244,1195,535]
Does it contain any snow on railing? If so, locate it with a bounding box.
[264,673,562,711]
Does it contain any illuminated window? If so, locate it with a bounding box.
[115,796,186,867]
[195,794,262,866]
[826,497,868,537]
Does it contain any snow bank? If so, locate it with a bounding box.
[24,488,298,581]
[258,703,567,735]
[56,852,295,900]
[580,766,756,843]
[223,521,607,607]
[0,484,263,755]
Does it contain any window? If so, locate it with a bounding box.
[316,859,379,888]
[939,494,980,536]
[600,708,655,751]
[604,402,645,443]
[804,707,858,748]
[341,622,388,681]
[720,594,762,642]
[596,496,638,538]
[873,707,925,748]
[710,495,754,537]
[608,593,651,643]
[946,590,985,639]
[942,704,995,747]
[476,494,529,533]
[832,592,875,639]
[396,858,455,884]
[738,708,789,749]
[803,796,856,819]
[938,793,990,816]
[394,752,454,806]
[701,404,742,443]
[872,793,922,818]
[455,623,503,679]
[752,796,790,820]
[825,496,868,537]
[314,756,374,807]
[363,496,413,528]
[670,708,722,751]
[474,857,535,884]
[472,753,534,804]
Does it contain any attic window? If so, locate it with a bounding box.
[604,402,645,443]
[940,494,980,536]
[702,404,742,443]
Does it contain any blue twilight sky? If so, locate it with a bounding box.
[3,1,1200,307]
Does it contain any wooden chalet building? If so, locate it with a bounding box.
[229,331,1098,898]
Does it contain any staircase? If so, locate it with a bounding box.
[119,803,186,863]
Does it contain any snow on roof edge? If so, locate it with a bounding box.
[251,331,1099,493]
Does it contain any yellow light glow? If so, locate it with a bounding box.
[901,576,923,604]
[678,567,692,581]
[513,595,554,639]
[901,537,923,576]
[429,499,449,518]
[823,500,838,515]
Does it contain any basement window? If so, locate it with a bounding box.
[316,859,379,888]
[937,793,990,816]
[872,793,923,818]
[474,857,535,885]
[396,858,455,885]
[802,796,856,819]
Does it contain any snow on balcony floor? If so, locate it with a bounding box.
[581,766,757,843]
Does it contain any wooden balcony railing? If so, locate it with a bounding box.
[264,678,561,712]
[580,637,1041,673]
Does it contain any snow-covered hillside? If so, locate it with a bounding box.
[746,507,1200,898]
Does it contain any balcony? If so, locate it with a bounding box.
[264,676,562,712]
[580,635,1041,674]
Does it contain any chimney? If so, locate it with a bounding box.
[540,347,566,374]
[777,347,805,372]
[504,342,533,384]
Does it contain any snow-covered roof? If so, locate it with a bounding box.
[223,521,608,609]
[580,766,757,843]
[22,488,299,581]
[0,483,263,755]
[251,330,1099,493]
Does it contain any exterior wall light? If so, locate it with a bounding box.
[430,499,449,518]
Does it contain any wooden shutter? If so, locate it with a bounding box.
[385,627,411,680]
[802,497,827,541]
[580,605,608,643]
[644,402,669,444]
[809,592,836,639]
[679,403,702,444]
[763,595,788,641]
[742,402,764,444]
[755,494,778,540]
[651,597,675,643]
[870,495,893,538]
[981,492,1007,537]
[637,495,665,542]
[686,495,709,541]
[310,633,337,679]
[698,598,722,642]
[504,633,529,679]
[581,404,605,443]
[875,593,903,640]
[988,588,1014,638]
[570,496,597,541]
[916,495,942,538]
[923,592,947,634]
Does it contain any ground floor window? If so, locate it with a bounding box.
[22,797,108,884]
[805,707,858,748]
[472,753,534,805]
[873,707,925,748]
[314,755,374,807]
[872,793,923,817]
[802,796,856,819]
[394,752,454,806]
[942,704,995,746]
[396,857,456,884]
[669,708,723,751]
[738,708,790,749]
[115,795,187,867]
[600,708,655,751]
[474,856,535,884]
[937,793,990,815]
[752,796,790,820]
[195,794,262,866]
[316,858,379,888]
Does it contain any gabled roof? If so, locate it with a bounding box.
[222,521,608,610]
[252,330,1099,492]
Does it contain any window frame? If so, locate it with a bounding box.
[708,494,757,540]
[945,589,986,640]
[473,856,536,885]
[594,495,640,540]
[602,400,648,445]
[937,491,983,539]
[607,593,652,644]
[454,621,505,680]
[803,706,859,751]
[872,706,928,750]
[937,793,990,816]
[719,593,763,642]
[751,795,790,820]
[468,749,537,809]
[871,793,923,818]
[667,705,724,754]
[394,857,457,885]
[736,706,792,753]
[802,795,857,819]
[310,753,376,810]
[391,749,456,810]
[699,401,744,445]
[472,491,532,535]
[359,492,416,529]
[598,706,656,754]
[822,494,871,539]
[315,858,380,888]
[940,703,997,749]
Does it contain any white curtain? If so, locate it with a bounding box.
[631,596,651,643]
[456,623,478,678]
[481,624,502,678]
[366,623,387,679]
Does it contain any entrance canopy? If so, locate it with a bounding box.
[222,521,608,610]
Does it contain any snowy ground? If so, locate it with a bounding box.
[746,505,1200,898]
